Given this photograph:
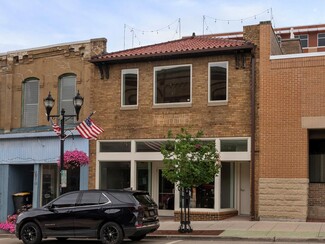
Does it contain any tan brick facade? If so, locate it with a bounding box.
[0,38,107,132]
[89,54,253,189]
[255,22,325,221]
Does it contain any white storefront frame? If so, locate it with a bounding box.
[96,137,251,214]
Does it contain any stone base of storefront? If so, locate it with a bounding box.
[259,178,308,221]
[174,209,238,221]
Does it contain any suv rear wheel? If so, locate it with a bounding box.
[20,222,42,244]
[100,222,123,244]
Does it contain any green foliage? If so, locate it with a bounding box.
[161,128,220,189]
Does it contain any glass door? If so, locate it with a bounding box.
[152,162,174,216]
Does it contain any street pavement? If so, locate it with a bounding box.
[2,216,325,243]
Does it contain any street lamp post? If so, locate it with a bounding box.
[44,91,84,195]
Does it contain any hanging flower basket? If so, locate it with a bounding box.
[58,150,89,169]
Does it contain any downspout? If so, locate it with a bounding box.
[250,48,256,220]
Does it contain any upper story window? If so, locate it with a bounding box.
[121,69,138,107]
[22,78,39,127]
[59,74,76,121]
[318,33,325,47]
[154,64,191,106]
[208,62,228,103]
[294,34,308,48]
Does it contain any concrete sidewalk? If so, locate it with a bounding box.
[150,216,325,242]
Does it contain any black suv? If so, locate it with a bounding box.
[15,189,159,244]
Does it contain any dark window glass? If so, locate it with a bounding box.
[137,162,151,191]
[195,182,214,208]
[309,138,325,183]
[52,193,79,208]
[210,63,227,101]
[79,192,102,206]
[295,34,308,48]
[221,162,235,208]
[136,141,164,152]
[100,162,130,189]
[318,33,325,47]
[100,142,131,152]
[155,65,191,104]
[134,193,155,205]
[99,193,110,204]
[122,71,138,106]
[221,139,247,152]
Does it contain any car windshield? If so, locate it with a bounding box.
[133,193,155,205]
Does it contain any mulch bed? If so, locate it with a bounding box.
[150,230,224,235]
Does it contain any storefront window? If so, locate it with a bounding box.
[221,162,235,208]
[62,168,80,194]
[194,182,214,208]
[136,162,152,192]
[100,161,130,189]
[42,164,58,206]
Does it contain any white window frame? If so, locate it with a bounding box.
[208,61,228,105]
[121,69,139,109]
[22,78,39,127]
[153,64,192,108]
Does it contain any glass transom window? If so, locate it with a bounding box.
[121,69,138,107]
[221,139,247,152]
[209,62,228,102]
[154,64,191,105]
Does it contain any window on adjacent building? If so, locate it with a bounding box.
[154,65,191,105]
[208,62,228,103]
[294,34,308,48]
[59,74,76,122]
[22,78,39,127]
[318,33,325,47]
[121,69,138,107]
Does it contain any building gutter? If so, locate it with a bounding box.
[250,48,256,220]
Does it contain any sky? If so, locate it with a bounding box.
[1,0,325,54]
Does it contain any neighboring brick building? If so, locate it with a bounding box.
[0,38,106,221]
[245,22,325,221]
[208,23,325,53]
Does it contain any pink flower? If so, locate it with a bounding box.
[57,150,89,169]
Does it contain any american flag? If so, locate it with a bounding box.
[50,119,61,137]
[76,117,104,140]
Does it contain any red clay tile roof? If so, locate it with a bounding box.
[91,35,253,63]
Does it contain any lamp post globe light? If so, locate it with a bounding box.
[44,91,84,195]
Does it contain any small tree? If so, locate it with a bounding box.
[161,128,220,232]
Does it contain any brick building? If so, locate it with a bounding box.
[0,38,106,221]
[89,34,255,220]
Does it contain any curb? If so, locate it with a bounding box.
[147,234,325,243]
